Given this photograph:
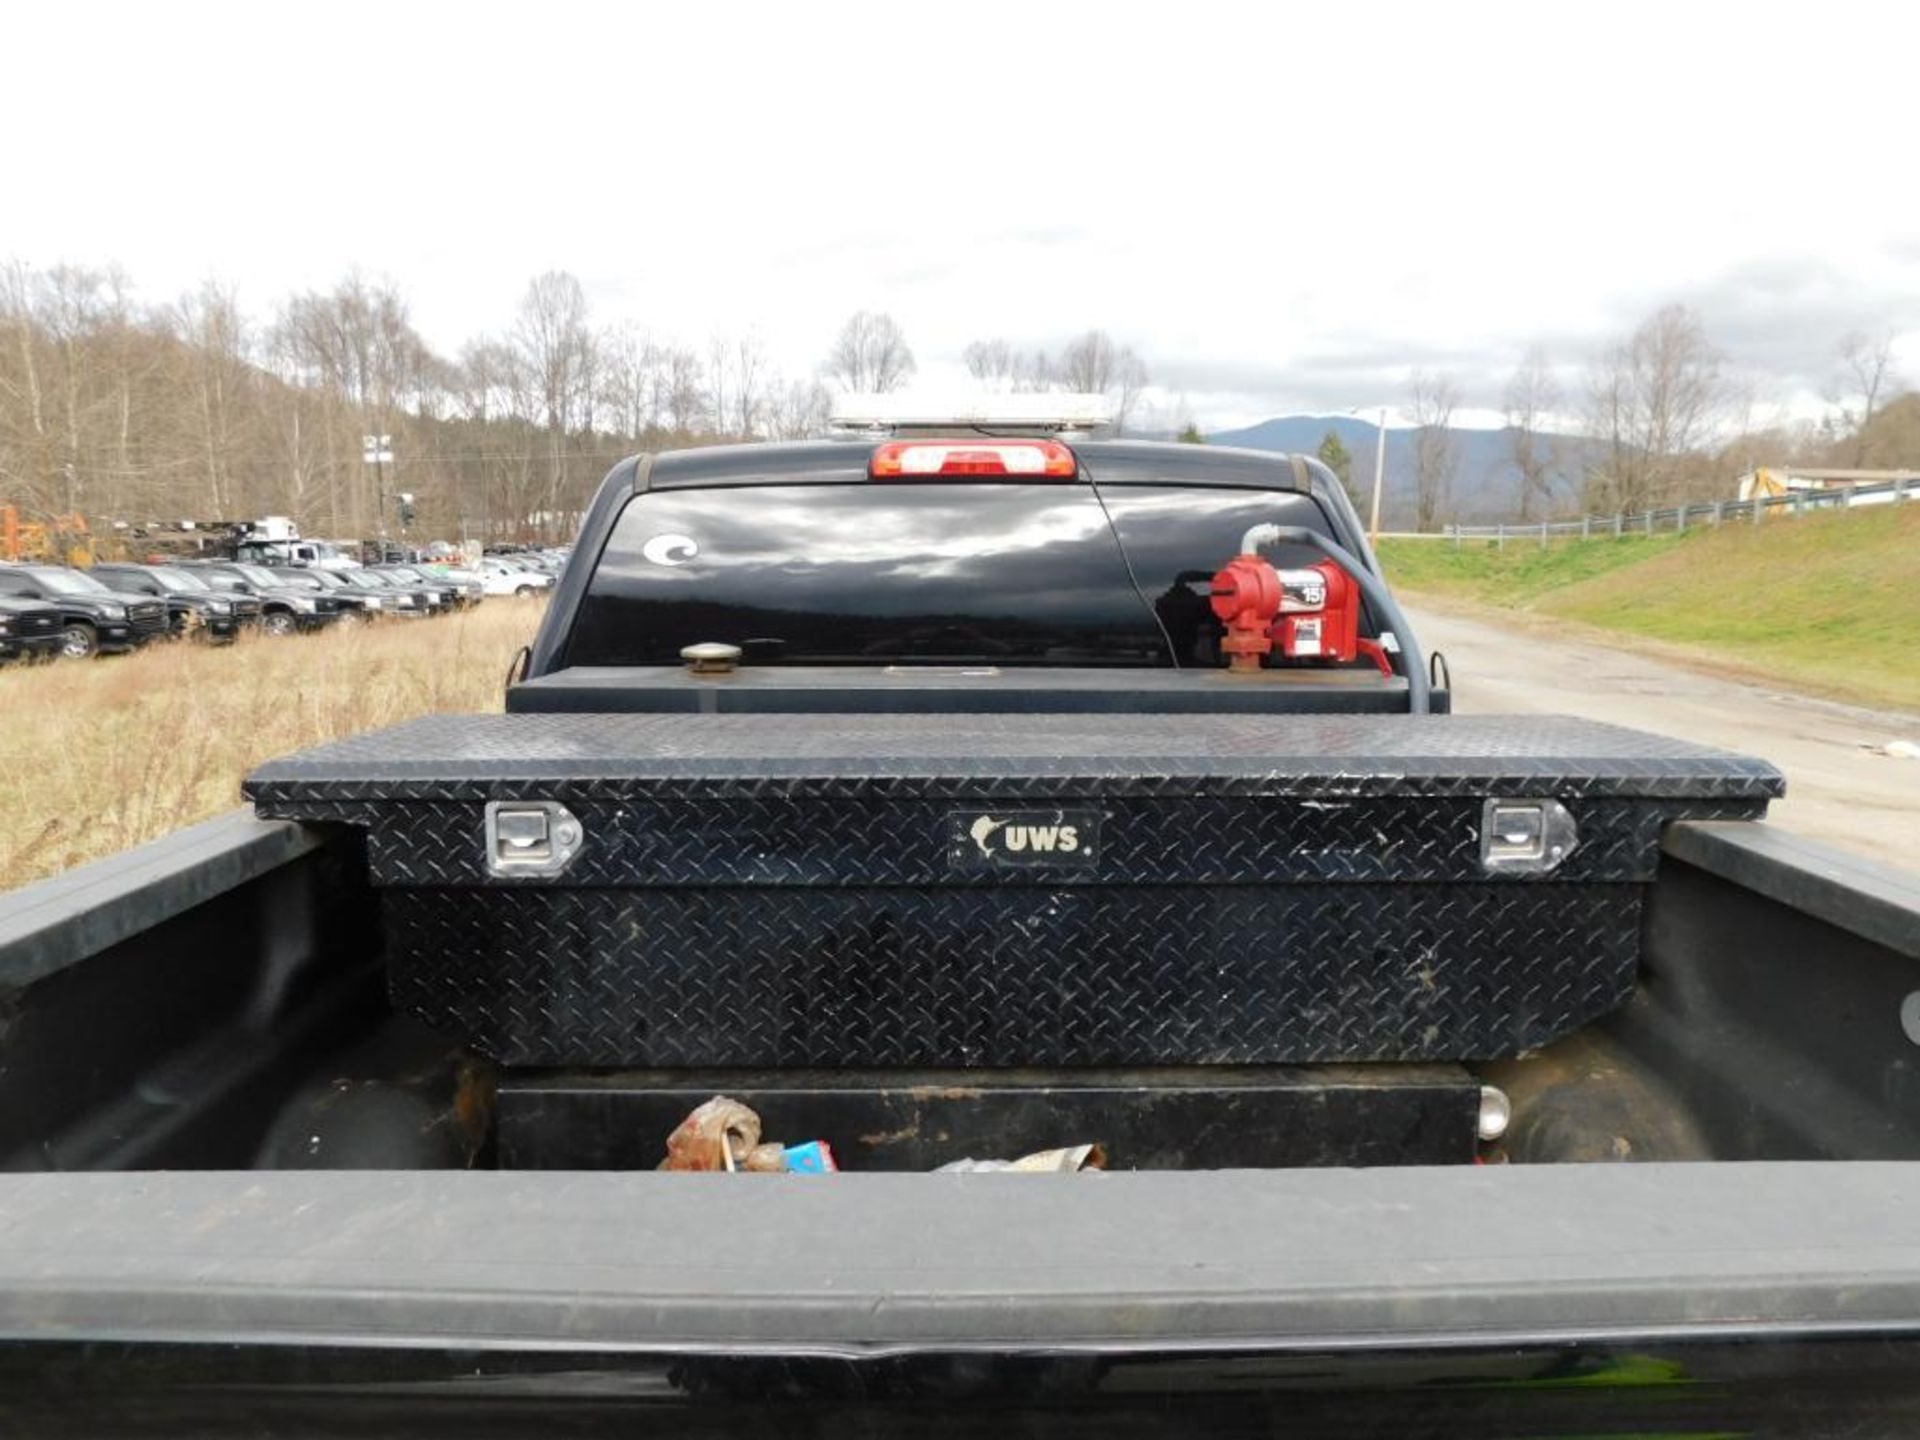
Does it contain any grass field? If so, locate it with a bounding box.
[0,603,546,892]
[1378,503,1920,712]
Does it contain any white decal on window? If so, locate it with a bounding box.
[641,534,699,566]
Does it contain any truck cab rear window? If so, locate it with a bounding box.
[567,483,1336,668]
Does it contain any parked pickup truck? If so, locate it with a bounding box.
[260,564,400,622]
[0,595,65,662]
[4,421,1920,1434]
[377,561,480,609]
[0,561,168,657]
[91,561,249,642]
[186,560,349,635]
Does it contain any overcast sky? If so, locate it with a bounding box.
[7,2,1915,430]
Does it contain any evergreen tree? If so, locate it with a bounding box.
[1317,429,1353,485]
[1317,429,1365,510]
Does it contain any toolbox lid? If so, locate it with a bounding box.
[245,713,1784,805]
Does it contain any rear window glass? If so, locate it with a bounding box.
[568,482,1335,668]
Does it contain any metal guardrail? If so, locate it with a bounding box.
[1431,475,1916,546]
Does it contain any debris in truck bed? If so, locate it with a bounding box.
[937,1144,1108,1174]
[658,1096,836,1173]
[781,1140,838,1174]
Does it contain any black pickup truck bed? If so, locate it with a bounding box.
[4,435,1919,1431]
[4,809,1920,1432]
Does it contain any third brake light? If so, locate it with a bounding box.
[869,440,1077,480]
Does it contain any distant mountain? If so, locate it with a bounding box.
[1205,414,1598,526]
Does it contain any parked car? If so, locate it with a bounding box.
[339,567,444,614]
[372,564,467,611]
[418,562,490,604]
[0,595,65,663]
[184,562,346,636]
[260,566,401,622]
[310,567,436,617]
[91,562,250,643]
[0,563,168,657]
[476,557,555,597]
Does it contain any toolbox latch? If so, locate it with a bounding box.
[485,801,584,877]
[1480,798,1578,875]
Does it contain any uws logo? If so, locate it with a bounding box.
[970,815,1081,857]
[951,811,1100,868]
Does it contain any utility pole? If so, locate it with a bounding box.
[362,433,394,550]
[1367,406,1388,544]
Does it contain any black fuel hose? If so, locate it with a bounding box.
[1239,524,1432,715]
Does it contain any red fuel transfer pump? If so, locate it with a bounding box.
[1210,526,1394,677]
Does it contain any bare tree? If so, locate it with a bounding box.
[514,272,592,432]
[963,338,1017,390]
[596,322,658,440]
[728,332,768,438]
[1059,330,1121,393]
[1013,348,1056,393]
[1835,330,1899,465]
[822,310,915,393]
[273,274,436,531]
[969,330,1150,430]
[170,282,253,518]
[659,346,706,437]
[1503,346,1561,521]
[513,272,595,539]
[1110,351,1149,434]
[1583,304,1726,512]
[1407,369,1460,532]
[1059,331,1151,433]
[765,376,832,439]
[0,263,76,517]
[704,333,731,437]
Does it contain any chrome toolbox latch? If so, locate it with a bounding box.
[1480,798,1578,875]
[485,801,583,877]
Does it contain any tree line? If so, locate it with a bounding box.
[8,257,1904,541]
[0,264,911,543]
[0,261,1164,545]
[1377,305,1914,529]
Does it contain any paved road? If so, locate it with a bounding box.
[1404,603,1920,867]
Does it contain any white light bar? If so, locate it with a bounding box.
[830,391,1113,430]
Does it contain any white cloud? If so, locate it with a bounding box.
[6,0,1914,426]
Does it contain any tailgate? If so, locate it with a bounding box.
[2,1165,1919,1432]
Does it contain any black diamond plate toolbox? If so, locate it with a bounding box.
[245,713,1782,1067]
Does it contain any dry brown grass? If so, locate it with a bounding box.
[0,602,547,892]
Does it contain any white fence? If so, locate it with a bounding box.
[1438,476,1916,546]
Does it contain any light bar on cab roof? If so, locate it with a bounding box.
[869,440,1079,480]
[830,392,1113,430]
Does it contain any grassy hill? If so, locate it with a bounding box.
[1377,504,1920,713]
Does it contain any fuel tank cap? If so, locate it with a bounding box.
[681,641,743,675]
